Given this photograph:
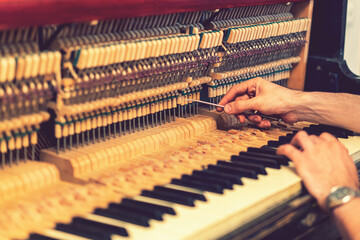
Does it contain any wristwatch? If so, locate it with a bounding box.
[325,186,360,212]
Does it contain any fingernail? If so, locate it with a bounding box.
[224,104,231,113]
[254,116,260,122]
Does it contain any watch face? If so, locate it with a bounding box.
[327,187,358,210]
[334,188,352,199]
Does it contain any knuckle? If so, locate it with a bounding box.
[278,144,291,155]
[320,132,337,141]
[294,130,308,140]
[234,101,243,111]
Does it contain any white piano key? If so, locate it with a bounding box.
[126,165,302,240]
[339,135,360,161]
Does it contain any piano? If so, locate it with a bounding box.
[0,0,359,239]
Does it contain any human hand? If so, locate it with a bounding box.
[217,77,301,128]
[277,131,359,211]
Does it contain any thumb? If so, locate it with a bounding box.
[224,98,258,115]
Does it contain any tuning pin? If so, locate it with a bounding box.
[31,126,39,161]
[55,118,64,154]
[6,132,14,166]
[163,107,167,124]
[21,128,29,162]
[67,116,74,150]
[15,131,21,165]
[0,135,6,168]
[96,111,102,142]
[102,113,107,141]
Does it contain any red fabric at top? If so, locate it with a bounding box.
[0,0,306,30]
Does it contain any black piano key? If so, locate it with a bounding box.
[121,198,176,215]
[154,186,207,201]
[28,234,57,240]
[316,124,353,136]
[303,127,345,138]
[171,178,224,194]
[207,164,258,179]
[261,145,278,151]
[239,151,289,166]
[231,155,280,169]
[141,189,196,206]
[247,147,277,155]
[308,124,347,135]
[108,203,163,221]
[278,135,292,143]
[286,133,295,138]
[94,207,150,227]
[181,174,233,189]
[217,160,267,175]
[72,217,128,236]
[266,140,282,147]
[192,170,243,185]
[55,223,111,240]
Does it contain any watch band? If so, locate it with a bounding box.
[325,186,360,212]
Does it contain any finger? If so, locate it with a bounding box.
[216,106,225,112]
[235,95,251,101]
[224,97,259,115]
[319,132,337,142]
[277,144,303,167]
[290,131,313,150]
[309,135,320,144]
[218,79,257,107]
[256,120,271,128]
[235,114,246,123]
[247,114,262,123]
[217,96,250,112]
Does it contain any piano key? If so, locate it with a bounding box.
[153,185,207,201]
[29,229,92,240]
[231,155,280,169]
[29,233,58,240]
[108,202,164,221]
[316,124,354,136]
[192,169,243,185]
[261,145,278,151]
[217,160,267,175]
[181,174,233,189]
[207,164,258,179]
[239,151,289,166]
[94,207,151,227]
[302,126,348,138]
[277,135,293,143]
[247,147,277,155]
[286,133,295,138]
[130,165,302,240]
[266,140,282,147]
[71,217,128,236]
[141,189,196,206]
[85,213,173,239]
[171,178,224,194]
[121,198,176,215]
[55,223,110,240]
[338,135,360,159]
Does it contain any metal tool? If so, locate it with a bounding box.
[185,99,224,108]
[186,99,283,122]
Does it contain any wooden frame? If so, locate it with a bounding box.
[288,0,314,90]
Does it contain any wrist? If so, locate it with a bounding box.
[323,186,360,212]
[291,91,327,122]
[333,197,360,216]
[288,91,313,121]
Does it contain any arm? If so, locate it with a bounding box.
[217,77,360,132]
[277,131,360,240]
